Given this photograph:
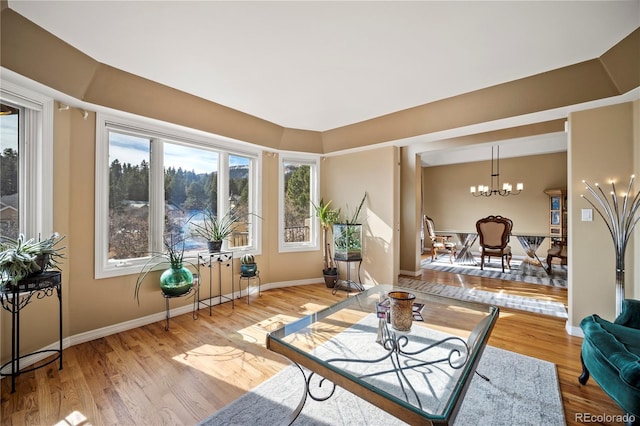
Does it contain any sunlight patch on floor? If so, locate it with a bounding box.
[54,411,88,426]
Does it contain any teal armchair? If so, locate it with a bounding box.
[579,299,640,422]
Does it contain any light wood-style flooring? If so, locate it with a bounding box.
[1,267,623,425]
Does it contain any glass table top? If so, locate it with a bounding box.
[267,284,499,425]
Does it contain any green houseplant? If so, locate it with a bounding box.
[313,199,341,288]
[0,233,65,289]
[188,209,244,252]
[334,193,367,261]
[134,234,196,304]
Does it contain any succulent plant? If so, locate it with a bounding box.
[0,233,65,285]
[241,254,255,264]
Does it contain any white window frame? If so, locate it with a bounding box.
[95,113,262,279]
[0,81,54,238]
[278,154,320,253]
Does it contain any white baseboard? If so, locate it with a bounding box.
[399,269,422,277]
[565,320,584,337]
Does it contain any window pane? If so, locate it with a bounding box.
[229,155,250,248]
[0,103,20,239]
[164,142,218,252]
[283,162,311,243]
[108,131,151,259]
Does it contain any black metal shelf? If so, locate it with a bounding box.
[197,251,234,315]
[0,271,63,393]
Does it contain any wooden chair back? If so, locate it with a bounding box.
[425,216,436,240]
[476,216,511,249]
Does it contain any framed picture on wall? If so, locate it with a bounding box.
[551,211,561,225]
[551,196,561,211]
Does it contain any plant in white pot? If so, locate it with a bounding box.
[313,199,341,288]
[0,233,65,290]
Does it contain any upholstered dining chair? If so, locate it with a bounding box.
[475,215,512,272]
[425,216,457,263]
[545,240,567,273]
[481,215,513,264]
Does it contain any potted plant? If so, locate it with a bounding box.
[313,199,341,288]
[134,234,196,304]
[334,193,367,261]
[240,253,257,277]
[0,233,65,290]
[188,209,244,253]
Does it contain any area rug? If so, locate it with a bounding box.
[399,277,568,319]
[422,256,567,288]
[200,316,565,426]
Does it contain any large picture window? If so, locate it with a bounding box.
[96,114,260,278]
[0,82,54,240]
[0,102,20,239]
[279,155,319,252]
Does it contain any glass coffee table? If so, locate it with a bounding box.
[266,284,499,425]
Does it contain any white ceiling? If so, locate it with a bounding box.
[9,0,640,134]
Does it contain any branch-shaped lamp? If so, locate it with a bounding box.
[581,175,640,316]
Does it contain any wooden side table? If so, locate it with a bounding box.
[0,271,63,393]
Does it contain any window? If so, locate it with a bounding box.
[96,114,260,278]
[228,154,251,248]
[279,155,319,252]
[0,82,53,240]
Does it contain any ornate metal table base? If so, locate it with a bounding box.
[454,232,478,265]
[515,235,549,275]
[287,319,471,424]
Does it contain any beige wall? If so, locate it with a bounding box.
[399,148,423,275]
[569,101,636,326]
[260,152,322,283]
[322,147,399,285]
[423,152,568,256]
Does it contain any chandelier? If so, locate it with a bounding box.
[470,146,523,197]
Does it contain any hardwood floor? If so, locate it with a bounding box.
[1,269,624,425]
